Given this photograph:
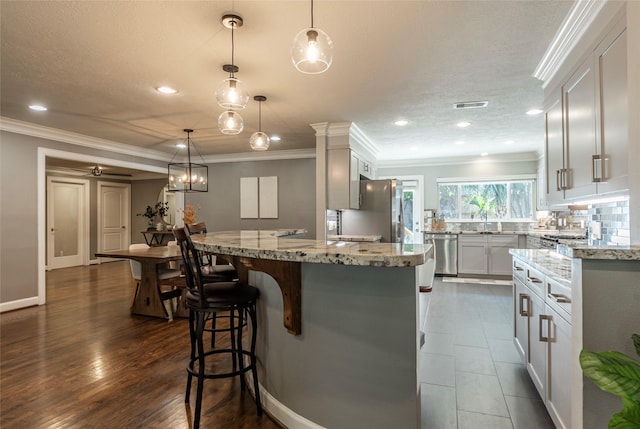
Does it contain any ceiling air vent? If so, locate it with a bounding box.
[453,101,489,109]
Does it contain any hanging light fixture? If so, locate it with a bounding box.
[167,129,208,193]
[250,96,270,151]
[291,0,333,74]
[218,110,244,135]
[215,14,249,110]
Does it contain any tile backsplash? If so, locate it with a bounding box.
[588,199,630,246]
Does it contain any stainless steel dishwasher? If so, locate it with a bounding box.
[424,233,458,276]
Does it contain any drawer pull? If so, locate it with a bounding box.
[539,314,552,342]
[548,293,571,304]
[513,264,524,272]
[519,293,529,317]
[527,276,542,284]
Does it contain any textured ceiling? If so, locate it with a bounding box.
[1,1,573,164]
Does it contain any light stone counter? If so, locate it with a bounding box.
[557,244,640,260]
[191,229,430,267]
[509,248,572,281]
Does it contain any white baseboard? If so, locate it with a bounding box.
[0,296,39,313]
[244,368,326,429]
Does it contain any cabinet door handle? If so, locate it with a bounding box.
[556,170,562,191]
[548,292,571,303]
[539,314,551,342]
[513,263,524,272]
[519,293,529,317]
[526,271,542,284]
[592,154,602,182]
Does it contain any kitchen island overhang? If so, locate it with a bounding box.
[190,230,432,429]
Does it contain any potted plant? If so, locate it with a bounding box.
[579,333,640,428]
[137,205,158,230]
[155,201,170,229]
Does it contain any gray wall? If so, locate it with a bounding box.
[377,158,538,211]
[185,158,317,238]
[0,130,316,306]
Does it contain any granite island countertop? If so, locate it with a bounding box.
[191,230,431,267]
[556,244,640,260]
[509,248,572,281]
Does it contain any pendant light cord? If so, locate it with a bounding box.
[230,21,235,78]
[310,0,314,28]
[258,101,262,132]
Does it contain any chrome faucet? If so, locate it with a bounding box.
[481,212,488,231]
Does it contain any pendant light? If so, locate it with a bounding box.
[215,14,249,110]
[168,129,208,192]
[249,96,270,151]
[291,0,333,74]
[218,110,244,135]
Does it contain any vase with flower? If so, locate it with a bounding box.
[137,205,158,230]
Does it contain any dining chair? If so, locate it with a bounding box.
[128,243,182,321]
[185,222,237,281]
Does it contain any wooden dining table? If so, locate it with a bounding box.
[96,245,183,318]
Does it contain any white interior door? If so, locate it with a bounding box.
[47,177,89,269]
[97,182,131,254]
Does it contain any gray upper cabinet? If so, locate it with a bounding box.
[327,148,376,210]
[594,21,627,195]
[544,15,627,205]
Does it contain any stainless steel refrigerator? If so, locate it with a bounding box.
[340,179,404,243]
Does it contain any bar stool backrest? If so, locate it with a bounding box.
[173,227,206,305]
[186,222,207,235]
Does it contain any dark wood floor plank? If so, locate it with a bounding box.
[0,261,281,429]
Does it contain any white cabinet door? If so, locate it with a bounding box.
[527,292,547,400]
[513,277,529,364]
[595,24,627,195]
[488,235,519,275]
[563,56,597,200]
[545,94,565,205]
[546,305,573,429]
[349,151,360,209]
[458,236,488,274]
[536,162,548,210]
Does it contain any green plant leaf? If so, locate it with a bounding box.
[633,334,640,358]
[609,399,640,429]
[580,349,640,401]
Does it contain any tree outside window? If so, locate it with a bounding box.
[438,180,533,221]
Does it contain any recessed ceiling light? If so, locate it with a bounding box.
[156,86,178,94]
[526,109,543,115]
[504,140,515,145]
[457,121,471,128]
[480,152,489,156]
[270,135,281,142]
[455,141,465,145]
[394,119,409,126]
[29,104,47,111]
[176,142,187,148]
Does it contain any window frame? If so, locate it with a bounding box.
[436,175,536,221]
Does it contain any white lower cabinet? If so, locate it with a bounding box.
[459,234,519,275]
[545,304,572,429]
[512,255,573,428]
[527,291,547,399]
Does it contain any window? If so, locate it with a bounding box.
[438,178,534,220]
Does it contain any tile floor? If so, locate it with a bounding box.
[419,277,555,429]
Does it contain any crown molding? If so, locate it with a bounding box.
[202,148,316,164]
[349,123,380,159]
[533,0,607,86]
[1,117,316,164]
[377,152,539,169]
[0,116,172,161]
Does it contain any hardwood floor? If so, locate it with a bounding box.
[0,261,281,429]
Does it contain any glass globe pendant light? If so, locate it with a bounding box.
[215,14,249,110]
[291,0,333,74]
[218,110,244,135]
[249,96,270,151]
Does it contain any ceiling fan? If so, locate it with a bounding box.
[58,165,133,178]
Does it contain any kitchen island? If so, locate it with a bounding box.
[190,230,433,429]
[509,245,640,429]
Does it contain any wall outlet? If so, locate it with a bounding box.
[590,221,602,240]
